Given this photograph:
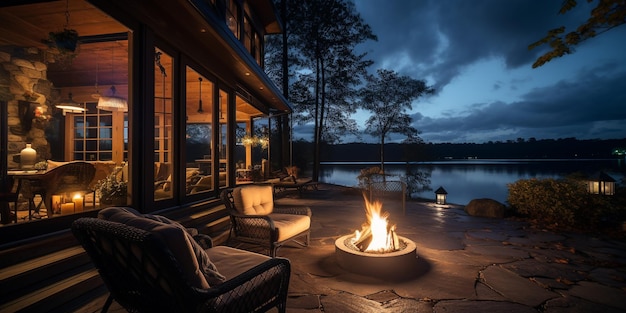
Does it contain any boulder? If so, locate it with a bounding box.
[465,198,506,218]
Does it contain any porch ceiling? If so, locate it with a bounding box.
[0,0,290,113]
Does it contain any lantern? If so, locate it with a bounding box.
[435,186,448,204]
[587,172,615,196]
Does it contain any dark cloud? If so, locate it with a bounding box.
[415,65,626,143]
[348,0,626,143]
[292,1,626,144]
[355,0,594,89]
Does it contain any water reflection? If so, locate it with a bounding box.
[319,159,625,205]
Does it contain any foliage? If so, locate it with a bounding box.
[268,0,377,180]
[359,69,434,170]
[529,0,626,68]
[507,177,614,231]
[96,168,127,201]
[402,166,432,196]
[357,166,385,188]
[47,29,80,53]
[285,166,300,178]
[33,161,48,171]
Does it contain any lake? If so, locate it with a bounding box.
[318,159,626,205]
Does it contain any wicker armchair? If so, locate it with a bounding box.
[72,217,290,313]
[221,184,311,257]
[30,161,96,216]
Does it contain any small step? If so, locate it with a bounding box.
[0,246,90,304]
[0,268,101,313]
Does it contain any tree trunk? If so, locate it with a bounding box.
[280,0,290,168]
[312,55,320,181]
[380,136,385,173]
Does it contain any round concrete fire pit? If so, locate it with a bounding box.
[335,234,417,279]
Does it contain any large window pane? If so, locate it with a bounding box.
[185,67,215,195]
[234,95,265,183]
[219,89,229,187]
[154,48,174,200]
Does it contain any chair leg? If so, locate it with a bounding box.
[101,293,114,313]
[277,301,287,313]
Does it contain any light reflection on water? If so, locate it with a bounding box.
[319,159,625,205]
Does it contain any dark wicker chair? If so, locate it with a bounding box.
[72,217,291,313]
[221,184,311,257]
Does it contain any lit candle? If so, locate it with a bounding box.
[51,195,62,213]
[61,203,74,215]
[73,194,83,212]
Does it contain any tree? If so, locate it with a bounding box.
[529,0,626,68]
[269,0,376,181]
[360,69,434,171]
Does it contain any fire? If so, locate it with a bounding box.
[351,195,400,253]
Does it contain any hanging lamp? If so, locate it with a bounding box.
[197,77,204,113]
[97,43,128,112]
[56,92,85,113]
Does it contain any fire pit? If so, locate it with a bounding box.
[335,196,417,278]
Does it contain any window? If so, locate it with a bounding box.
[226,0,240,39]
[154,48,174,200]
[234,95,267,183]
[185,67,216,195]
[219,89,229,188]
[71,103,114,161]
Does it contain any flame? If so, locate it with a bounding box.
[352,195,396,253]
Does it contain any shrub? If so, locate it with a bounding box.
[507,178,612,231]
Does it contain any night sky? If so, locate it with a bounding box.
[293,1,626,144]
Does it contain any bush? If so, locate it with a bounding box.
[507,178,613,231]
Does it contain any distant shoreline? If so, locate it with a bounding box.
[321,158,622,165]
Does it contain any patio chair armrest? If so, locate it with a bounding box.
[198,257,291,312]
[230,214,276,241]
[274,205,312,217]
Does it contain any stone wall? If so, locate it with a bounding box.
[0,47,56,169]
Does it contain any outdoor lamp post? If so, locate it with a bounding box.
[587,172,616,196]
[435,186,448,204]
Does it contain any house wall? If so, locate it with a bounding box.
[0,48,55,168]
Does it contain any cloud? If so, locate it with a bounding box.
[348,0,626,144]
[355,0,596,90]
[415,65,626,142]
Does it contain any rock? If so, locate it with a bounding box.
[465,198,506,218]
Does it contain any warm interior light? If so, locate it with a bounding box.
[97,86,128,112]
[436,193,446,204]
[56,92,85,112]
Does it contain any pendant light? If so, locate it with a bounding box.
[197,77,204,113]
[56,92,85,113]
[97,43,128,112]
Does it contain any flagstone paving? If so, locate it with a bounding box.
[233,184,626,313]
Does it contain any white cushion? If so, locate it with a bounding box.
[232,185,274,215]
[269,213,311,242]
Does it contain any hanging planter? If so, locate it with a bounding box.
[47,28,79,53]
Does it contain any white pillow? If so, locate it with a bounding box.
[233,185,274,215]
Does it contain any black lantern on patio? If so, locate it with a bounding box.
[435,186,448,204]
[587,172,615,196]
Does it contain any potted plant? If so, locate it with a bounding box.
[47,28,79,53]
[96,169,127,205]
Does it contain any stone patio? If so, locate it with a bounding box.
[231,184,626,313]
[99,183,626,312]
